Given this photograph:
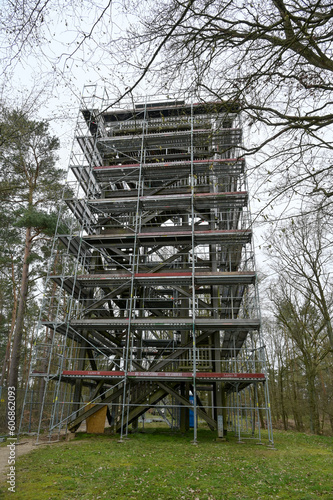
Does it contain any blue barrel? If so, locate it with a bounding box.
[189,395,194,428]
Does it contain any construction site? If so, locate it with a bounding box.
[19,86,274,446]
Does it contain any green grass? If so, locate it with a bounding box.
[0,429,332,499]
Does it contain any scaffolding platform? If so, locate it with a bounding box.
[61,370,265,382]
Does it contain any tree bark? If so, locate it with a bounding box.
[0,257,18,387]
[306,367,320,434]
[8,227,32,389]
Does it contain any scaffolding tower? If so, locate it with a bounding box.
[20,86,274,445]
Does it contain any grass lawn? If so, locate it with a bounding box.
[0,428,332,499]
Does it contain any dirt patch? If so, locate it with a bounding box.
[0,438,40,480]
[0,433,77,480]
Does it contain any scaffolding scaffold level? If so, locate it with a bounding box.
[20,87,274,446]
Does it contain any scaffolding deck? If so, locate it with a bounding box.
[43,317,260,331]
[86,192,248,212]
[61,370,265,382]
[82,229,252,248]
[93,158,245,182]
[50,271,256,289]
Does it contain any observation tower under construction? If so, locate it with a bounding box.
[20,86,274,445]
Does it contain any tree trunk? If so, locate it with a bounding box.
[307,368,320,434]
[278,369,288,430]
[0,257,18,387]
[290,355,304,432]
[8,227,32,389]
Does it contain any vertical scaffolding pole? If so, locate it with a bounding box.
[190,101,198,444]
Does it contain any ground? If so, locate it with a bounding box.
[0,438,38,480]
[0,428,332,499]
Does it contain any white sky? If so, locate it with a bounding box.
[0,1,310,278]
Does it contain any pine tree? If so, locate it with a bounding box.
[0,107,65,390]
